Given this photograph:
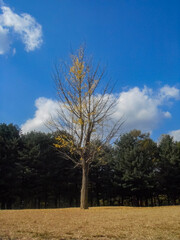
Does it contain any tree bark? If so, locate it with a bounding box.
[80,161,89,209]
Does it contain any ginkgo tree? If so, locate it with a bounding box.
[51,47,123,209]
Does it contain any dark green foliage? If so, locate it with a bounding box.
[0,124,21,209]
[0,124,180,208]
[89,144,114,206]
[157,135,180,204]
[114,130,158,206]
[19,131,81,208]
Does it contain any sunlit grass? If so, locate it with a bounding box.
[0,206,180,240]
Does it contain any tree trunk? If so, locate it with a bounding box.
[1,201,6,210]
[96,192,100,206]
[80,161,89,209]
[121,195,124,206]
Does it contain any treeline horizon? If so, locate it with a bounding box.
[0,123,180,209]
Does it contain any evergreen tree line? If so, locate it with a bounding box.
[0,123,180,209]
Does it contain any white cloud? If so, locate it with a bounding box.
[159,85,180,100]
[21,98,59,134]
[169,129,180,141]
[0,3,43,54]
[113,86,170,133]
[21,85,180,135]
[0,24,9,54]
[12,48,16,55]
[163,111,171,118]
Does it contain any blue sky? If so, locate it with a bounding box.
[0,0,180,141]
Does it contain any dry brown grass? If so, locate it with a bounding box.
[0,206,180,240]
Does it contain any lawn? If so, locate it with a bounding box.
[0,206,180,240]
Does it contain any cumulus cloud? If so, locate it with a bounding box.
[0,24,9,54]
[114,87,169,133]
[163,111,171,118]
[169,130,180,141]
[21,98,59,134]
[0,2,43,54]
[21,85,180,134]
[159,85,180,100]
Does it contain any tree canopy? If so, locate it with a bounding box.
[51,47,123,209]
[0,123,180,209]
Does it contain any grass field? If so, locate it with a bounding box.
[0,206,180,240]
